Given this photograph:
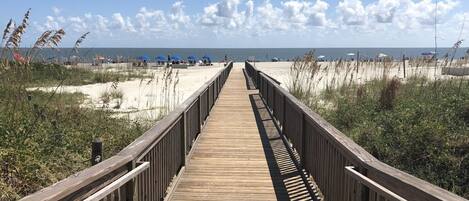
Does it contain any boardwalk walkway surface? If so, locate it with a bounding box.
[170,64,316,201]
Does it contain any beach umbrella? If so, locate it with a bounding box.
[317,55,326,59]
[346,53,355,56]
[171,55,182,61]
[156,55,166,61]
[421,51,436,56]
[202,55,211,61]
[272,57,279,62]
[188,55,197,61]
[378,53,388,58]
[137,55,149,61]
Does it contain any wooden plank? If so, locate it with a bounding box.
[169,64,315,201]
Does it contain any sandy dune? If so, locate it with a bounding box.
[32,64,225,120]
[250,61,468,94]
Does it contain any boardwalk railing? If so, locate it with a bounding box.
[22,62,233,201]
[245,61,465,201]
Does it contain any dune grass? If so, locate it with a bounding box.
[287,52,469,198]
[0,62,155,199]
[25,62,149,87]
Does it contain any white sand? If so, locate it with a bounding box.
[250,61,469,94]
[31,64,225,120]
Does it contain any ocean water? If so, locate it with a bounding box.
[20,48,469,62]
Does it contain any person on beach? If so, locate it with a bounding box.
[167,55,171,67]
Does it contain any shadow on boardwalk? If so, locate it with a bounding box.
[248,92,318,201]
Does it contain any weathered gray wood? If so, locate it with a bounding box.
[22,62,233,201]
[170,65,316,201]
[245,61,467,201]
[84,162,150,201]
[345,166,406,201]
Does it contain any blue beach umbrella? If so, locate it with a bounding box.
[171,55,182,61]
[188,55,197,61]
[421,51,436,56]
[202,55,211,61]
[156,55,166,62]
[137,55,149,61]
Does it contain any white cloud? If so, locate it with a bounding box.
[135,7,168,33]
[282,0,330,28]
[44,16,60,30]
[334,0,459,32]
[257,1,287,31]
[367,0,400,23]
[246,0,254,18]
[199,0,248,29]
[169,1,191,29]
[33,0,464,42]
[337,0,368,25]
[52,6,61,15]
[69,16,87,32]
[198,0,331,34]
[396,0,459,29]
[111,13,136,32]
[95,15,109,33]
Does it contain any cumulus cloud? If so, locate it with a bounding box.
[169,1,191,29]
[135,7,168,33]
[69,16,87,32]
[36,2,193,38]
[396,0,459,29]
[337,0,368,25]
[367,0,400,23]
[198,0,332,34]
[199,0,248,29]
[282,0,330,27]
[334,0,459,31]
[45,16,60,30]
[257,0,287,31]
[34,0,463,39]
[111,13,136,32]
[52,6,61,15]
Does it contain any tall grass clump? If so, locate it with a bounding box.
[0,10,153,199]
[286,51,469,198]
[150,67,181,118]
[287,51,323,108]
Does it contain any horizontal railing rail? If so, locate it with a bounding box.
[22,62,233,201]
[345,166,406,201]
[84,162,150,201]
[245,61,466,201]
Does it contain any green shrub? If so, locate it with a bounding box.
[0,63,152,199]
[303,77,469,198]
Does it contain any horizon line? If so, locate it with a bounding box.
[15,46,466,49]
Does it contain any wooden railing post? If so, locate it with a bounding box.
[126,161,136,200]
[282,93,286,132]
[198,95,202,132]
[91,138,103,166]
[206,86,210,114]
[300,113,305,166]
[182,112,186,166]
[358,167,370,201]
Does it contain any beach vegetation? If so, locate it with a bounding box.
[0,9,171,199]
[287,51,469,198]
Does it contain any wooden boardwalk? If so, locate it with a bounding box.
[170,64,316,201]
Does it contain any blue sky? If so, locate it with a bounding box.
[1,0,468,48]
